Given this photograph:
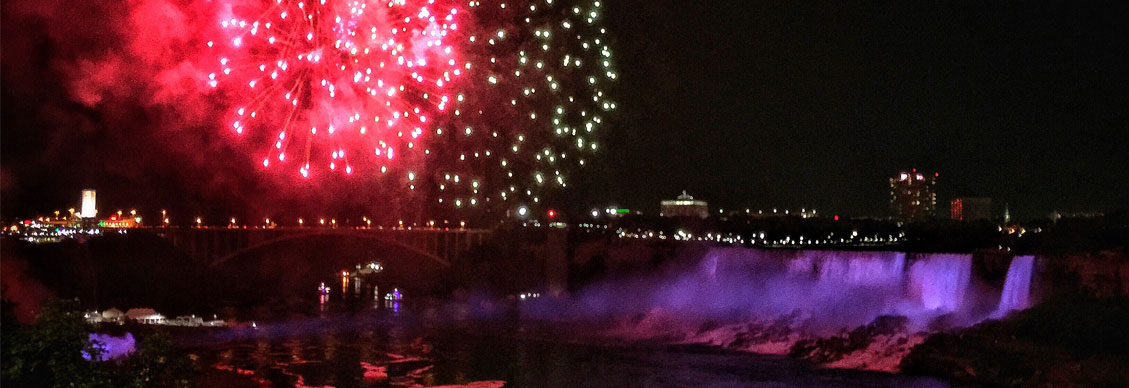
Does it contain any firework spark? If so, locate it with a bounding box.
[209,0,466,177]
[207,0,615,213]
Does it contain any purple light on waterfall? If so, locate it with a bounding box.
[816,251,905,287]
[907,254,972,312]
[991,255,1035,319]
[565,248,1006,336]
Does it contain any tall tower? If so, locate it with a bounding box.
[889,170,937,222]
[80,189,97,218]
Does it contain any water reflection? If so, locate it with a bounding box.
[189,298,949,388]
[197,307,421,386]
[341,273,349,301]
[190,259,952,387]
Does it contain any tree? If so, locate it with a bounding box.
[2,297,195,388]
[2,298,111,387]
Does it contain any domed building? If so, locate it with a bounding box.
[101,308,125,324]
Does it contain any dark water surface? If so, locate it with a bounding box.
[182,296,951,388]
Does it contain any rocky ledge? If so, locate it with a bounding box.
[900,296,1129,387]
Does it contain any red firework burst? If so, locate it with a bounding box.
[207,0,467,178]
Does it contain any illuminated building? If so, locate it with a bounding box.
[99,214,138,229]
[661,191,709,218]
[889,169,937,222]
[80,189,97,218]
[951,197,992,221]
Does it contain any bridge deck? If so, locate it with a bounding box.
[146,227,491,265]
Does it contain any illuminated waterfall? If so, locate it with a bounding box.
[991,255,1036,319]
[907,254,973,312]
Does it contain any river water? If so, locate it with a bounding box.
[181,293,951,388]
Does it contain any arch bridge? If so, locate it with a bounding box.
[149,227,491,266]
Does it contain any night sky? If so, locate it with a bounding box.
[3,0,1128,221]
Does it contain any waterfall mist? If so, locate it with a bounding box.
[528,247,1037,335]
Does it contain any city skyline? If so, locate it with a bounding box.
[3,180,1102,225]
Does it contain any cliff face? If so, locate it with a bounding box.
[1039,248,1129,299]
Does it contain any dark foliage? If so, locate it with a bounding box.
[901,296,1129,387]
[2,298,196,388]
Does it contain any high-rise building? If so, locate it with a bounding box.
[661,191,709,218]
[79,190,97,218]
[889,170,937,222]
[951,197,991,221]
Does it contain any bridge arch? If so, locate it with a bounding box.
[206,230,469,301]
[209,229,451,268]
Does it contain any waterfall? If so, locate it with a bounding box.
[816,251,906,287]
[663,249,990,326]
[991,255,1036,319]
[907,254,973,312]
[786,254,817,278]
